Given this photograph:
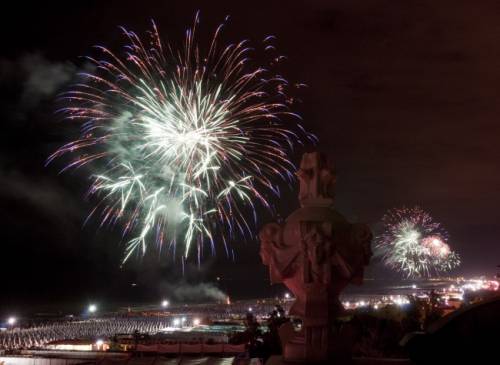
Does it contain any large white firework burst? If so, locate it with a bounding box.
[48,14,312,263]
[375,206,460,278]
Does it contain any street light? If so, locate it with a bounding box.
[7,317,16,326]
[284,293,290,299]
[161,300,169,308]
[193,318,200,326]
[88,304,97,313]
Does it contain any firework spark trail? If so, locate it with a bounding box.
[375,206,460,278]
[48,14,313,262]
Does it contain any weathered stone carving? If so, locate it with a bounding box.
[296,150,336,206]
[259,151,372,362]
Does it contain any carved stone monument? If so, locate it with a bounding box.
[259,151,372,363]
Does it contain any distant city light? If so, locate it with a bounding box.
[7,317,16,326]
[181,317,186,322]
[193,318,200,326]
[394,297,410,306]
[96,339,103,346]
[173,318,180,326]
[284,293,290,299]
[88,304,97,313]
[412,284,417,289]
[161,300,169,308]
[248,307,253,312]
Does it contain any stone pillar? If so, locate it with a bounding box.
[259,151,372,363]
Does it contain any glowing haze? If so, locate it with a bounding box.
[48,14,312,263]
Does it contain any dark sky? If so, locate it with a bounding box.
[1,0,500,317]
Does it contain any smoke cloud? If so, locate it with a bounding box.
[19,53,76,109]
[160,282,227,303]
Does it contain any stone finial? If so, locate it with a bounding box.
[296,151,336,207]
[259,151,372,363]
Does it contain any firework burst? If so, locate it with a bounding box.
[375,206,460,277]
[48,14,313,263]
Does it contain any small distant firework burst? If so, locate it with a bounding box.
[375,206,460,278]
[48,14,312,263]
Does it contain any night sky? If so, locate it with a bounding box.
[1,0,500,317]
